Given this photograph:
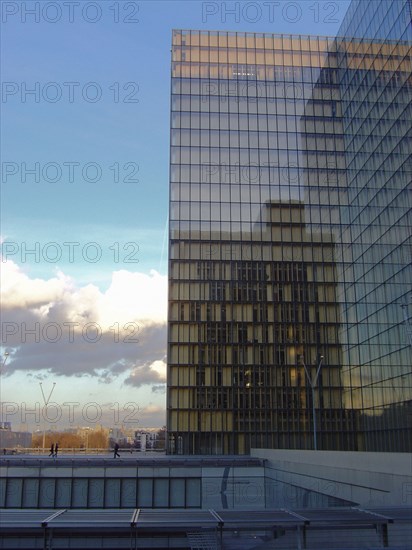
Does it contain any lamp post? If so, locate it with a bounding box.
[301,355,324,450]
[400,303,412,348]
[39,382,56,453]
[0,353,10,424]
[1,351,9,375]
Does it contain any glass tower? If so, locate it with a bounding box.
[167,0,412,454]
[335,0,412,451]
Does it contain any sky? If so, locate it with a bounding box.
[0,0,351,433]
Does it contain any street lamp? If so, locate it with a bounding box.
[1,351,9,370]
[39,382,56,453]
[0,352,10,424]
[300,355,324,451]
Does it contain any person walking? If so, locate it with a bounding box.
[113,442,120,458]
[49,443,54,457]
[54,443,59,458]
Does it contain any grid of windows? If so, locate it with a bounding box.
[168,7,411,454]
[335,0,412,451]
[168,29,354,455]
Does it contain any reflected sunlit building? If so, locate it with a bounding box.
[167,0,412,454]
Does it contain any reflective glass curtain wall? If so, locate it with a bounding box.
[168,31,356,454]
[167,0,412,454]
[336,0,412,451]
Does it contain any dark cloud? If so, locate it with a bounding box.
[2,322,166,381]
[124,361,166,388]
[151,384,166,394]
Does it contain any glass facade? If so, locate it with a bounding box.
[335,0,412,451]
[167,0,412,454]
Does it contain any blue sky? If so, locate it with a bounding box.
[1,0,350,431]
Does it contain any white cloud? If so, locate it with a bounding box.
[1,261,73,310]
[99,269,167,325]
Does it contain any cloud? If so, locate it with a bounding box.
[0,259,168,383]
[137,404,167,428]
[152,384,167,394]
[124,358,166,388]
[1,261,73,310]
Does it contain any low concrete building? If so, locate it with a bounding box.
[1,452,411,548]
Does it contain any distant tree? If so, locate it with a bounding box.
[61,433,84,447]
[32,432,83,448]
[32,432,111,449]
[88,430,109,449]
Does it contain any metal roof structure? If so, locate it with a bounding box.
[217,509,309,528]
[0,506,412,550]
[1,506,411,531]
[293,507,393,526]
[1,506,411,549]
[132,509,222,530]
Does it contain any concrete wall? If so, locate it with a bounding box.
[0,458,266,510]
[251,449,412,507]
[201,465,265,510]
[2,452,410,510]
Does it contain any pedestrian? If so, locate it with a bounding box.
[54,443,59,458]
[49,443,54,457]
[113,442,120,458]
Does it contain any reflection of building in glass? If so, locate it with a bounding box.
[169,196,353,454]
[167,0,412,454]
